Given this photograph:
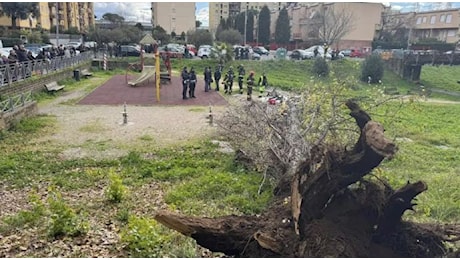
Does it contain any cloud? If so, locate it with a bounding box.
[196,6,209,27]
[94,2,151,23]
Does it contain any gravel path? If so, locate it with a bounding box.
[37,89,226,159]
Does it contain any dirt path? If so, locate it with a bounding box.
[37,88,227,159]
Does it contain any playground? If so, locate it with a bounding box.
[77,73,228,106]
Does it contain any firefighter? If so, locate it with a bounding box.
[181,67,190,99]
[223,66,234,94]
[246,71,255,101]
[237,64,245,94]
[258,72,268,98]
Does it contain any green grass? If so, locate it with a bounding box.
[0,60,459,256]
[421,65,460,93]
[371,102,460,223]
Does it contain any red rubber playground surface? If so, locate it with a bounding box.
[78,74,228,106]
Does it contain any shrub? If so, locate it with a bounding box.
[47,187,89,238]
[360,54,384,83]
[105,171,128,203]
[121,216,172,257]
[312,57,329,77]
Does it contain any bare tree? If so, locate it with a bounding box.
[315,5,354,45]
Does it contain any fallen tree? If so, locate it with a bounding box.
[154,95,459,257]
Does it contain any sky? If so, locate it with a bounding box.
[93,2,460,27]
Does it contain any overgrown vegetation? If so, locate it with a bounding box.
[361,53,384,83]
[105,170,128,203]
[0,65,459,256]
[312,57,329,77]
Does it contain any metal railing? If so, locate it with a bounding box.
[0,91,33,113]
[0,51,94,87]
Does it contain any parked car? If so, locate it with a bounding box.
[198,45,213,59]
[305,45,332,59]
[349,49,364,58]
[289,49,311,60]
[119,45,141,57]
[159,45,183,58]
[341,49,353,57]
[187,44,197,56]
[251,52,261,60]
[253,46,269,56]
[66,42,81,49]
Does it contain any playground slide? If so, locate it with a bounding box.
[128,66,156,87]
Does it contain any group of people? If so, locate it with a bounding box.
[180,63,268,101]
[0,44,80,66]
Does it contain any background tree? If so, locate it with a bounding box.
[171,31,176,40]
[195,20,202,28]
[102,13,125,25]
[258,5,271,45]
[134,22,144,31]
[274,7,290,45]
[234,12,245,36]
[0,3,39,30]
[218,29,243,45]
[180,32,186,41]
[187,29,213,48]
[152,25,170,44]
[246,11,255,43]
[316,5,354,46]
[373,12,411,49]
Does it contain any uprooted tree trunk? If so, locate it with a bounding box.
[154,99,459,257]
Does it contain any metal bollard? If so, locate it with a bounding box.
[208,105,214,125]
[122,102,128,124]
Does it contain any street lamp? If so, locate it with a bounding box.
[244,2,248,46]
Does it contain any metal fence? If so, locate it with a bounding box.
[0,51,94,87]
[0,91,33,113]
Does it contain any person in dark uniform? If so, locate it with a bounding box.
[181,67,190,99]
[214,65,222,91]
[246,71,255,101]
[223,66,234,94]
[237,64,245,94]
[204,66,212,92]
[189,68,197,98]
[258,72,268,98]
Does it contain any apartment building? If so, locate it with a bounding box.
[209,2,288,33]
[0,2,94,32]
[151,2,196,35]
[270,2,384,51]
[411,8,458,44]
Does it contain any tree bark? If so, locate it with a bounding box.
[153,100,451,257]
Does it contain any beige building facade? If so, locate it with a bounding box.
[270,2,384,51]
[151,2,196,35]
[0,2,94,32]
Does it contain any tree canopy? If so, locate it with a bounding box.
[274,7,290,45]
[0,2,39,30]
[258,5,271,45]
[102,13,125,25]
[187,29,213,48]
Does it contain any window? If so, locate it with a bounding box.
[416,17,422,24]
[447,30,456,37]
[172,8,175,13]
[422,16,427,23]
[440,14,445,22]
[430,15,436,24]
[446,14,452,23]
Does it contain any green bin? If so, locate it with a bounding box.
[276,48,287,59]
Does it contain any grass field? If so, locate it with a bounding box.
[0,59,459,257]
